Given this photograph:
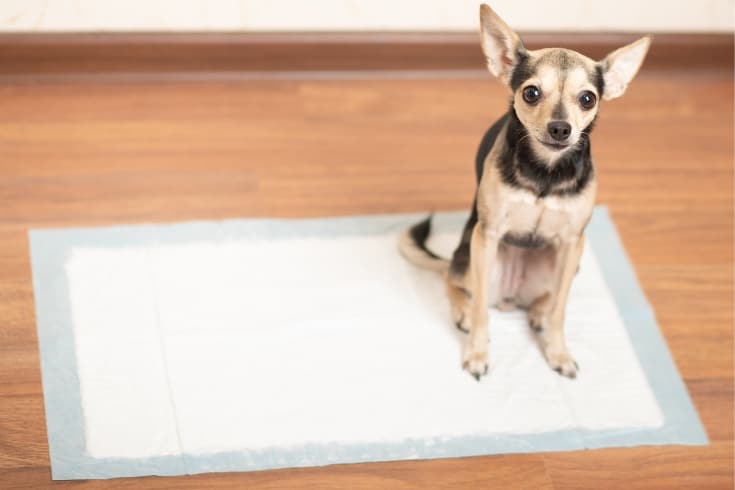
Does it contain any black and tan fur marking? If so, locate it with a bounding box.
[496,107,595,197]
[399,4,651,380]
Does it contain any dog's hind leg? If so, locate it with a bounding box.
[516,245,556,329]
[447,207,477,332]
[446,274,471,332]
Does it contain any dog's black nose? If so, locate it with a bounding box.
[547,121,571,142]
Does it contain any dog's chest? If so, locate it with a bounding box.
[501,189,592,243]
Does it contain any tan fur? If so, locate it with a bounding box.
[459,161,597,378]
[513,55,601,162]
[600,36,653,100]
[401,5,649,380]
[540,234,586,377]
[464,221,496,377]
[398,229,448,273]
[479,4,522,82]
[446,274,472,332]
[458,4,646,379]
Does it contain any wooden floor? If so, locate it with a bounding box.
[0,69,732,489]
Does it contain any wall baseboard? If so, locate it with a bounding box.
[0,32,731,81]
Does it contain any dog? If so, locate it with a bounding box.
[399,4,651,380]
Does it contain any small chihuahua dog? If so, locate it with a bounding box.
[400,4,651,380]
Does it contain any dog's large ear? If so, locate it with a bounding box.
[479,4,524,84]
[599,35,652,100]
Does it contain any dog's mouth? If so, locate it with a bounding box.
[538,140,571,151]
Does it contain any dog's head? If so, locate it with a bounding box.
[479,4,651,160]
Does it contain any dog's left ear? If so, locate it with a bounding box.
[599,35,652,100]
[479,4,524,84]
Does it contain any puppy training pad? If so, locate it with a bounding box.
[29,207,707,480]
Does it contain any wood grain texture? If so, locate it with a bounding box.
[0,32,731,81]
[0,69,731,488]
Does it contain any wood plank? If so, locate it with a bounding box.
[0,72,731,488]
[687,378,734,442]
[0,454,553,489]
[0,395,49,469]
[0,33,731,80]
[544,441,734,490]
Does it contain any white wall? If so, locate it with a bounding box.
[1,0,733,32]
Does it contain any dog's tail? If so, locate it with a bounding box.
[398,215,450,273]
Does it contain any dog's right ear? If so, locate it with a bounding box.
[479,4,524,84]
[598,35,652,100]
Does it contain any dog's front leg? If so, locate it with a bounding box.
[463,221,499,380]
[542,234,585,378]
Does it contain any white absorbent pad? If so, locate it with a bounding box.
[29,207,707,480]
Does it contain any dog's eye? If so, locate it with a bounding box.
[579,91,597,110]
[522,86,541,105]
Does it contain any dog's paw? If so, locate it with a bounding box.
[462,346,489,381]
[544,347,579,379]
[528,311,545,332]
[496,299,517,312]
[452,308,471,333]
[448,283,472,333]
